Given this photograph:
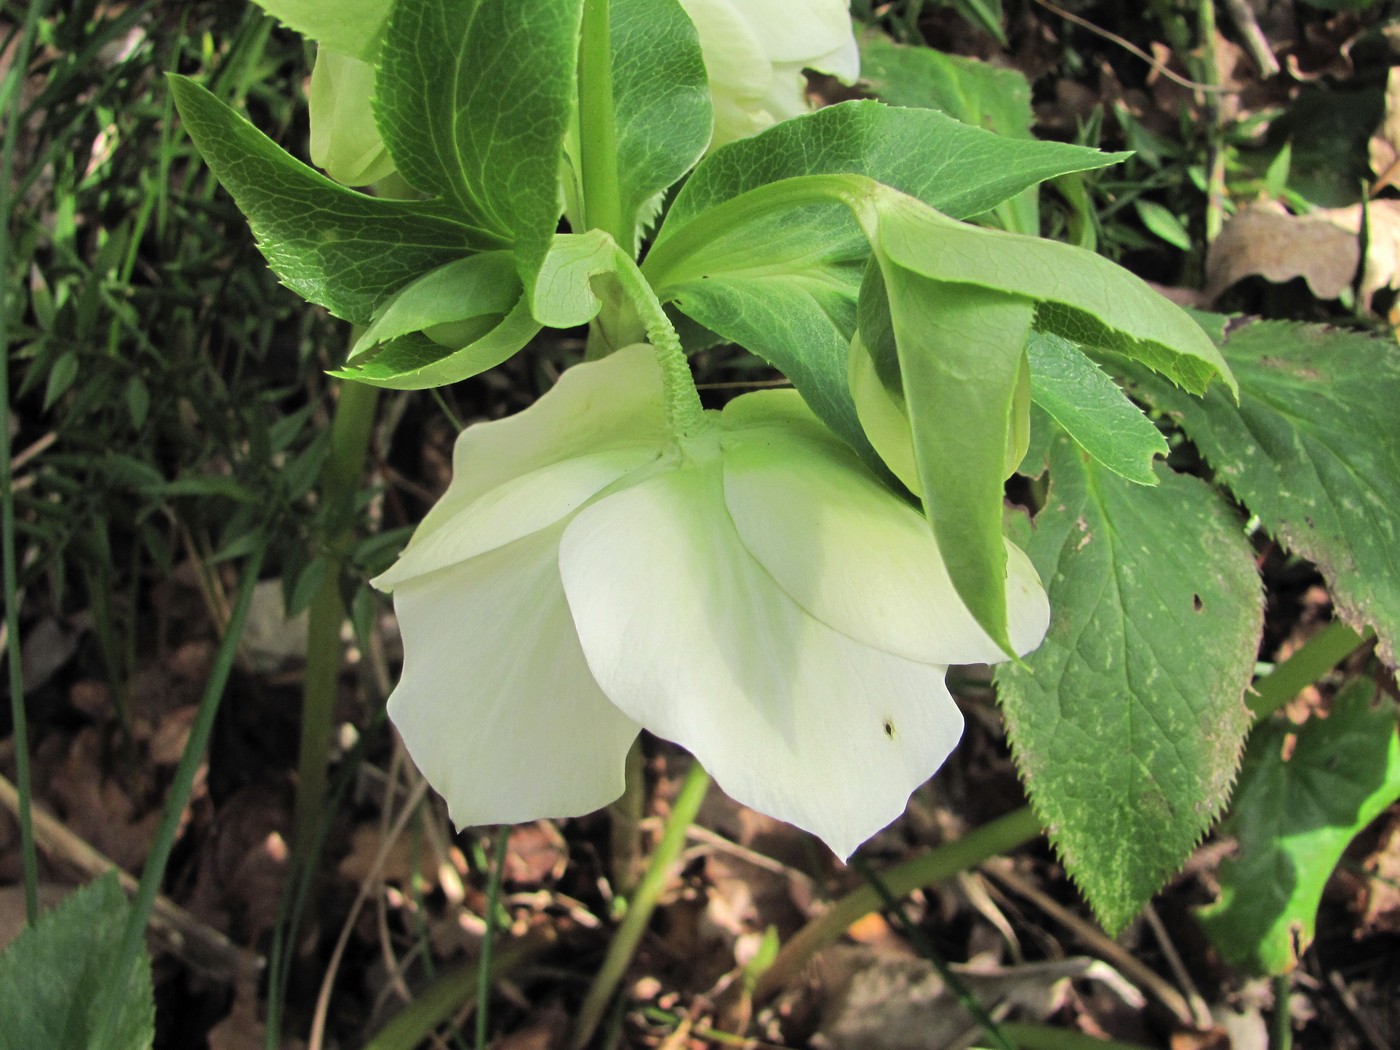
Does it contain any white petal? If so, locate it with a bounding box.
[678,0,774,147]
[559,466,964,860]
[387,524,641,827]
[374,345,671,589]
[720,389,1050,664]
[733,0,855,67]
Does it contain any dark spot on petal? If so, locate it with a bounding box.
[883,719,895,739]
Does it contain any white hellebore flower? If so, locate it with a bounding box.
[678,0,860,148]
[374,346,1048,859]
[307,45,396,188]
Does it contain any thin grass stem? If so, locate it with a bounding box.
[569,760,711,1049]
[476,829,512,1050]
[0,0,53,929]
[1248,621,1372,719]
[91,531,269,1050]
[851,854,1017,1050]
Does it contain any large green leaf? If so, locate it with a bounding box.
[654,100,1119,243]
[0,874,154,1050]
[996,435,1263,932]
[859,30,1039,234]
[1196,680,1400,974]
[168,75,481,325]
[1026,332,1167,486]
[247,0,390,59]
[375,0,583,280]
[609,0,711,241]
[1125,319,1400,666]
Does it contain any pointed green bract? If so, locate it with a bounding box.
[864,187,1235,398]
[168,74,484,325]
[375,0,583,282]
[996,436,1262,932]
[879,271,1034,657]
[1026,332,1167,486]
[1196,680,1400,974]
[350,252,522,360]
[0,874,155,1050]
[333,300,539,389]
[1125,319,1400,666]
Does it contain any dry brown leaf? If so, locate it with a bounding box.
[1207,199,1400,307]
[1206,202,1359,302]
[808,946,1143,1050]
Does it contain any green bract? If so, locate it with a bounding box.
[373,347,1049,858]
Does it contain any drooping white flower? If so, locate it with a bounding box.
[677,0,860,148]
[375,346,1048,859]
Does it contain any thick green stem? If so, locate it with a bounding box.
[1248,621,1372,720]
[578,0,626,256]
[754,805,1042,1001]
[93,536,268,1050]
[0,0,48,930]
[569,761,711,1050]
[292,375,380,862]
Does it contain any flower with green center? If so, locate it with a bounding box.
[374,345,1048,858]
[678,0,859,148]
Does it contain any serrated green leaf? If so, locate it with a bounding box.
[858,30,1039,233]
[1026,332,1167,485]
[375,0,582,282]
[0,874,154,1050]
[351,251,521,361]
[609,0,711,238]
[333,298,539,389]
[1124,319,1400,666]
[1196,680,1400,974]
[996,436,1263,932]
[247,0,390,59]
[168,74,481,325]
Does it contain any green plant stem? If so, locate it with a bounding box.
[754,805,1042,1001]
[1271,973,1293,1050]
[1248,621,1372,720]
[92,534,268,1050]
[0,0,48,930]
[476,829,511,1050]
[607,739,647,897]
[569,761,711,1050]
[995,1024,1154,1050]
[853,855,1017,1050]
[610,249,707,438]
[292,375,379,862]
[363,940,543,1050]
[578,0,627,256]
